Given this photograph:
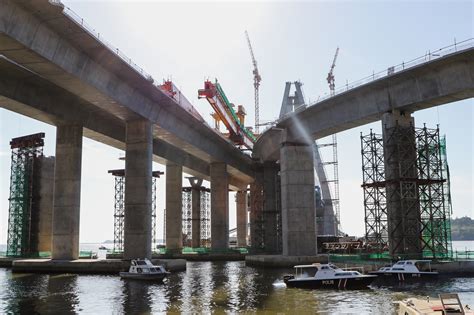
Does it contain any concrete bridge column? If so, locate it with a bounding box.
[38,156,55,253]
[210,162,229,250]
[188,177,203,248]
[263,161,279,254]
[236,190,248,247]
[249,170,264,251]
[280,142,317,256]
[52,124,83,260]
[382,110,421,257]
[166,164,183,252]
[124,119,152,260]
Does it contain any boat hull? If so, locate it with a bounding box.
[285,276,376,289]
[119,272,167,281]
[369,271,438,282]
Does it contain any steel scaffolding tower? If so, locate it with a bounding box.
[360,126,452,258]
[109,169,162,253]
[318,135,341,234]
[6,133,45,257]
[181,186,211,247]
[200,188,211,247]
[110,170,125,253]
[182,188,193,247]
[361,130,388,251]
[152,178,158,251]
[416,126,452,258]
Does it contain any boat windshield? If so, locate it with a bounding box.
[296,267,318,278]
[414,261,432,272]
[136,261,148,266]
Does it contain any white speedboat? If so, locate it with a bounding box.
[120,258,169,281]
[283,263,377,289]
[370,260,438,281]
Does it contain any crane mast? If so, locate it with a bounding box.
[245,30,261,134]
[327,47,339,96]
[324,47,341,234]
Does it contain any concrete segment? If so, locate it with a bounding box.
[263,161,279,253]
[52,124,82,260]
[166,164,183,251]
[124,119,152,259]
[280,143,317,256]
[236,191,248,247]
[210,162,229,250]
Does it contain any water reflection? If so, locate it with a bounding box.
[122,277,153,314]
[3,273,78,314]
[1,262,473,314]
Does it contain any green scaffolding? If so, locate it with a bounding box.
[360,126,453,260]
[417,128,452,259]
[6,133,44,257]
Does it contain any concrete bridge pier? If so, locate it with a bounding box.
[236,190,248,247]
[249,170,264,251]
[188,177,203,248]
[124,119,153,260]
[166,164,183,252]
[210,162,229,250]
[52,124,83,260]
[263,161,280,254]
[382,110,422,257]
[38,156,55,253]
[280,142,317,256]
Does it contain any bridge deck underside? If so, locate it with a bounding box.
[0,0,254,188]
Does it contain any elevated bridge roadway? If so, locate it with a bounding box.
[0,0,254,189]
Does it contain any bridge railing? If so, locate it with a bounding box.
[50,1,155,83]
[311,38,474,106]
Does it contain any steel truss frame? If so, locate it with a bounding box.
[6,133,45,257]
[200,188,211,247]
[361,126,452,258]
[109,169,161,253]
[181,186,211,247]
[361,130,388,251]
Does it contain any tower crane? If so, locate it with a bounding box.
[245,30,261,134]
[324,47,341,234]
[327,47,339,96]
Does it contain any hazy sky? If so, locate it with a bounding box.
[0,0,472,244]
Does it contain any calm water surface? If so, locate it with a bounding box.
[1,261,473,314]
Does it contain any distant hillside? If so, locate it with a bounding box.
[451,216,474,240]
